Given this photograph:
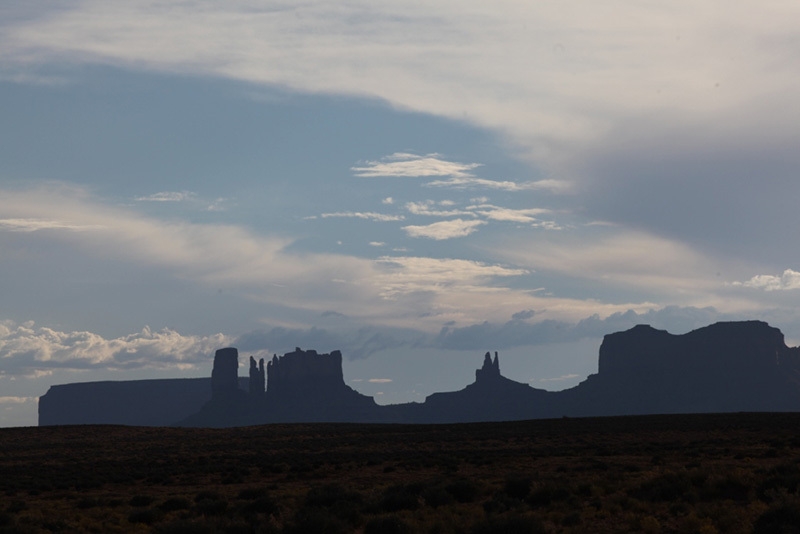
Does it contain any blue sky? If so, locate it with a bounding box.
[3,1,800,426]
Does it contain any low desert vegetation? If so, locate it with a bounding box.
[2,413,800,532]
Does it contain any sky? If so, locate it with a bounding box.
[3,1,800,427]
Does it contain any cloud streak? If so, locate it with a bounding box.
[352,153,481,178]
[319,211,405,222]
[0,218,103,232]
[427,177,570,192]
[135,191,196,202]
[403,219,486,240]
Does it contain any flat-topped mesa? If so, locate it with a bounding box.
[266,347,345,397]
[597,321,792,383]
[573,320,800,415]
[211,347,239,396]
[475,351,501,382]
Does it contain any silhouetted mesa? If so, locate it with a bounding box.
[39,321,800,427]
[559,321,800,416]
[261,348,378,423]
[38,377,248,426]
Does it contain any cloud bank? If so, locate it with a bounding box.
[733,270,800,291]
[0,321,230,376]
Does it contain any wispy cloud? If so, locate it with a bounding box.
[732,270,800,291]
[352,153,481,178]
[368,378,392,383]
[496,229,735,305]
[320,211,405,222]
[427,177,570,192]
[0,218,103,232]
[135,191,196,202]
[1,185,572,329]
[353,153,551,192]
[467,204,551,223]
[402,219,485,240]
[375,256,527,298]
[405,200,473,217]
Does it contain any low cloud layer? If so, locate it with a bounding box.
[0,321,230,377]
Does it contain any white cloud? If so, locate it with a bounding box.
[3,185,597,330]
[368,378,392,383]
[369,241,385,247]
[135,191,196,202]
[372,255,661,325]
[427,177,570,192]
[320,211,405,222]
[0,321,230,376]
[531,220,563,230]
[402,219,486,240]
[374,256,527,298]
[0,218,103,232]
[382,197,394,205]
[467,204,551,223]
[405,200,473,217]
[495,229,759,311]
[733,270,800,291]
[353,153,481,178]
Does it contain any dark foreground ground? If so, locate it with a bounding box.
[3,413,800,533]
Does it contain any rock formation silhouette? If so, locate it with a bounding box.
[557,321,800,416]
[249,356,265,400]
[211,347,239,395]
[39,321,800,427]
[180,348,252,427]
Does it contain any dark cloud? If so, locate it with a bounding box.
[511,309,535,321]
[435,306,727,351]
[577,114,800,267]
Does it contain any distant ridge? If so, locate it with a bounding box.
[39,321,800,427]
